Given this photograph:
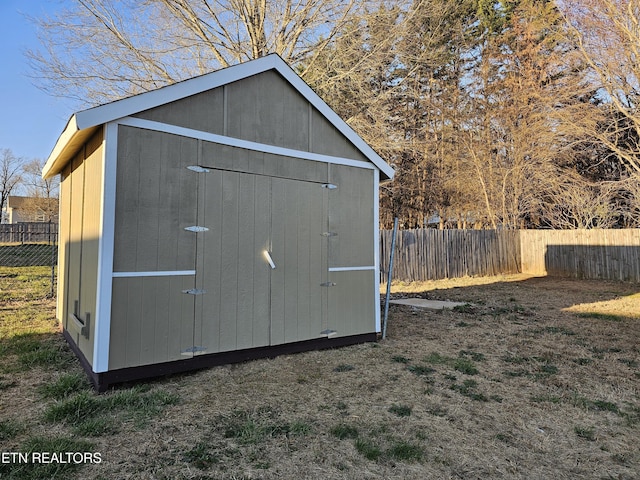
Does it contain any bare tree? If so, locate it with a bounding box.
[561,0,640,174]
[538,170,620,228]
[27,0,362,105]
[0,149,24,224]
[20,159,60,223]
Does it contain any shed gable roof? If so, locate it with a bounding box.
[43,54,394,180]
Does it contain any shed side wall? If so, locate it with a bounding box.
[59,128,104,367]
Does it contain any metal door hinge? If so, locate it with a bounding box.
[322,183,337,189]
[320,329,337,338]
[182,288,206,295]
[320,282,337,287]
[181,346,207,355]
[187,166,210,173]
[321,232,338,237]
[185,226,209,233]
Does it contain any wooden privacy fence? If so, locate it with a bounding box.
[381,228,640,283]
[520,229,640,282]
[0,222,58,244]
[380,229,521,282]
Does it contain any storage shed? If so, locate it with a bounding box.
[43,54,394,391]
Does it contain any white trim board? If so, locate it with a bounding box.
[374,169,381,333]
[328,266,376,272]
[93,122,118,373]
[112,270,197,278]
[118,117,377,171]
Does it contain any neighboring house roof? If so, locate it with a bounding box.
[4,196,59,223]
[42,54,394,181]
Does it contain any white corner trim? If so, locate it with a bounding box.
[117,116,377,171]
[93,122,118,373]
[112,270,197,278]
[374,169,382,333]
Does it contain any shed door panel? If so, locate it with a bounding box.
[327,165,377,336]
[195,170,326,353]
[269,177,326,345]
[196,170,271,353]
[328,164,375,268]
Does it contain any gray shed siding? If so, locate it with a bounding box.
[135,71,370,164]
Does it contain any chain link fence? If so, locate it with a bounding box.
[0,223,58,298]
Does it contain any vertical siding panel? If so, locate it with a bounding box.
[295,180,313,341]
[66,154,84,338]
[58,164,72,328]
[252,175,271,346]
[270,177,286,345]
[283,180,300,344]
[139,277,159,365]
[135,130,162,271]
[134,87,225,134]
[78,133,104,365]
[124,278,143,368]
[201,169,224,354]
[113,126,140,271]
[108,278,130,370]
[176,276,197,358]
[152,275,171,363]
[219,171,240,351]
[235,173,256,350]
[282,89,310,152]
[158,135,197,271]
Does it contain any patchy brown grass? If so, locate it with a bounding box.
[1,271,639,479]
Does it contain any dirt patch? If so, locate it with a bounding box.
[2,275,639,479]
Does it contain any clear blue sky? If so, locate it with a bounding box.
[0,0,74,161]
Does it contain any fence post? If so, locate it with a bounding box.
[382,218,399,340]
[49,221,56,297]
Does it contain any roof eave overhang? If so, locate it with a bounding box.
[42,115,101,179]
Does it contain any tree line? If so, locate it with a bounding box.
[26,0,640,229]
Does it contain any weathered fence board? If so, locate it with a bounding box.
[0,222,58,244]
[520,229,640,282]
[380,229,521,282]
[0,223,58,268]
[381,228,640,283]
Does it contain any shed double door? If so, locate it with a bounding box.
[190,169,329,355]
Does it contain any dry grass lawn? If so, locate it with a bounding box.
[1,270,639,479]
